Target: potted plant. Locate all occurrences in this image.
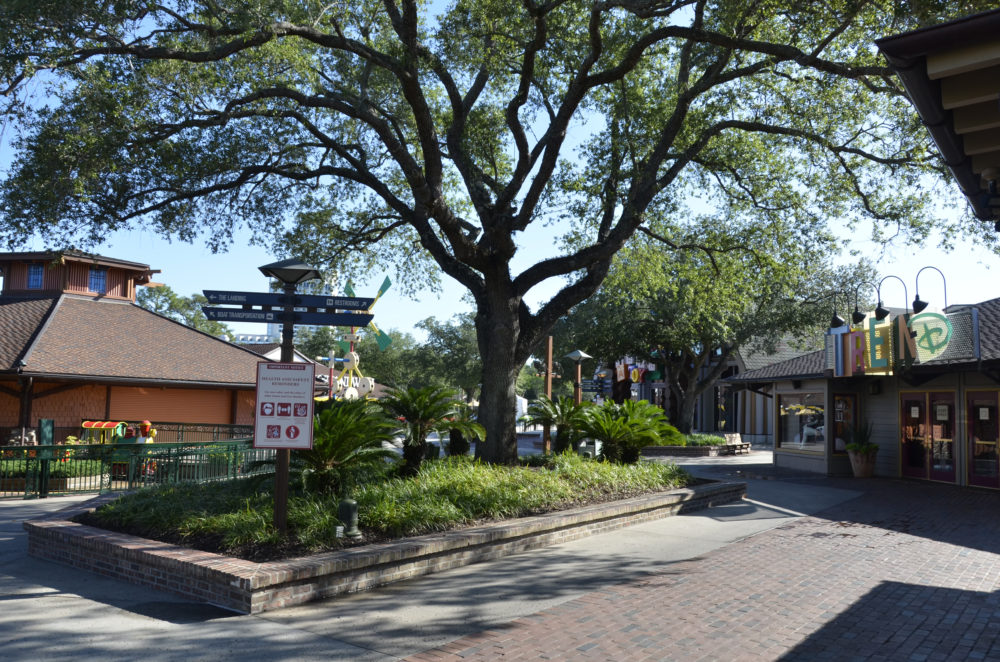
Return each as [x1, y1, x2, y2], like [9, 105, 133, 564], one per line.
[845, 421, 878, 478]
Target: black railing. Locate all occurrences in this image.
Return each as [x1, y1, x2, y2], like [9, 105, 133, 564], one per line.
[0, 440, 271, 499]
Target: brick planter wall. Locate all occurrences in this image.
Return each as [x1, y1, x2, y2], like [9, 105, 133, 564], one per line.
[643, 445, 725, 457]
[25, 481, 745, 614]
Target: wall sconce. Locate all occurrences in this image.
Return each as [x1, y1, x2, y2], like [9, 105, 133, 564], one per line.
[912, 266, 948, 314]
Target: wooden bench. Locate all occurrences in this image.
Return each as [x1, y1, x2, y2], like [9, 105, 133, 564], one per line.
[722, 433, 752, 455]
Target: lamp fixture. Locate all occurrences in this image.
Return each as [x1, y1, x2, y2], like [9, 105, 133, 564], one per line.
[258, 258, 321, 286]
[851, 281, 877, 326]
[912, 266, 947, 314]
[829, 294, 846, 329]
[874, 275, 909, 321]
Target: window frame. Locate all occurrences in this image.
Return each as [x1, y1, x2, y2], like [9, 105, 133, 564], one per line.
[88, 266, 107, 294]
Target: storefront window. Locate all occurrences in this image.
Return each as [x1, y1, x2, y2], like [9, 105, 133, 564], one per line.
[968, 392, 999, 487]
[832, 394, 857, 454]
[778, 393, 825, 453]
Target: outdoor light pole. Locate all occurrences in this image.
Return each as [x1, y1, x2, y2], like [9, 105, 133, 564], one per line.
[543, 336, 553, 454]
[258, 259, 321, 535]
[565, 349, 592, 405]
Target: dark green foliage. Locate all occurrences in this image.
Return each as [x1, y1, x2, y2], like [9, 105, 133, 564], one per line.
[295, 398, 399, 497]
[381, 386, 484, 475]
[81, 454, 690, 559]
[524, 395, 589, 453]
[2, 0, 990, 464]
[581, 399, 681, 463]
[683, 434, 717, 447]
[137, 285, 233, 340]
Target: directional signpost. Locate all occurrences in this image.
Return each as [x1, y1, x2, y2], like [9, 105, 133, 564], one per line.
[203, 307, 372, 327]
[203, 260, 385, 536]
[203, 290, 374, 310]
[202, 290, 374, 327]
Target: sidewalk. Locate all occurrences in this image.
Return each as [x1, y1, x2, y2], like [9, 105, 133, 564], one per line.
[4, 452, 1000, 660]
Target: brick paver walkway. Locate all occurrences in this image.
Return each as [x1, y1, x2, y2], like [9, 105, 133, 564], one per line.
[406, 479, 1000, 661]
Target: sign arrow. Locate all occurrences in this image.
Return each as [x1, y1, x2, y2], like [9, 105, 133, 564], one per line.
[203, 290, 374, 310]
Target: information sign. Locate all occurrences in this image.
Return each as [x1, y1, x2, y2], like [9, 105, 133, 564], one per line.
[204, 289, 374, 310]
[254, 362, 315, 450]
[203, 290, 284, 307]
[203, 308, 277, 323]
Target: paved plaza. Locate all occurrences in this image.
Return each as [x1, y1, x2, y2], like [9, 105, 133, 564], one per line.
[4, 453, 1000, 660]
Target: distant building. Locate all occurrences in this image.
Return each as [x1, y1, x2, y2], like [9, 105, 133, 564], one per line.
[0, 251, 266, 441]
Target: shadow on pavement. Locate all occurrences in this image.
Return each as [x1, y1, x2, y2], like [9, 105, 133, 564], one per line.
[781, 581, 1000, 661]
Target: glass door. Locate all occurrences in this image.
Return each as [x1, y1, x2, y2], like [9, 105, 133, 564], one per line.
[928, 392, 956, 483]
[968, 392, 1000, 489]
[900, 392, 957, 483]
[900, 394, 927, 479]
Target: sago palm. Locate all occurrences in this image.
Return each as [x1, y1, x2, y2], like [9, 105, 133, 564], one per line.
[295, 398, 398, 496]
[382, 386, 483, 475]
[525, 395, 589, 453]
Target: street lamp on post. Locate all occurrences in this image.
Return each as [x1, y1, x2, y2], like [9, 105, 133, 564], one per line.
[564, 349, 592, 405]
[544, 336, 553, 454]
[258, 259, 321, 535]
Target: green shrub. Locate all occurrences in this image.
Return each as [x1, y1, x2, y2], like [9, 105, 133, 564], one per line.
[296, 398, 399, 497]
[581, 399, 683, 461]
[81, 453, 690, 559]
[524, 395, 589, 453]
[686, 433, 726, 447]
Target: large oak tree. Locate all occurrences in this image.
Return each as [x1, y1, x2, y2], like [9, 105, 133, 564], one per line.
[1, 1, 994, 462]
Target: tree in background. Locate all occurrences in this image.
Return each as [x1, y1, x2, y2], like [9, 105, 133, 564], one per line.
[417, 314, 481, 402]
[297, 326, 341, 363]
[298, 326, 423, 390]
[136, 285, 232, 340]
[3, 1, 993, 462]
[563, 217, 874, 433]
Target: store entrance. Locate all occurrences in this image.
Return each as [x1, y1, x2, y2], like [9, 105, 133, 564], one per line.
[900, 392, 956, 483]
[968, 391, 1000, 489]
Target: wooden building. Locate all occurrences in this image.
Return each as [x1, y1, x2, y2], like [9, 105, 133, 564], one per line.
[0, 251, 265, 440]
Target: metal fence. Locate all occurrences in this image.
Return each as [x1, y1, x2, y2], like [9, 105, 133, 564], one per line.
[0, 440, 274, 499]
[1, 422, 254, 446]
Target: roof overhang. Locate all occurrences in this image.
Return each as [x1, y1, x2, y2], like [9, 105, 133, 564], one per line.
[0, 372, 256, 390]
[0, 250, 161, 284]
[877, 9, 1000, 224]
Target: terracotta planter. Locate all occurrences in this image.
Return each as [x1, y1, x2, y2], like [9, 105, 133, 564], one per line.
[847, 449, 877, 478]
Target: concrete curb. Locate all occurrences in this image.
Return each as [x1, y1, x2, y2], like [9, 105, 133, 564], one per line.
[24, 480, 746, 614]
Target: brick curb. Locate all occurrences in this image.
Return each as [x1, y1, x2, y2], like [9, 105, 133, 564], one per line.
[23, 480, 745, 614]
[643, 445, 726, 457]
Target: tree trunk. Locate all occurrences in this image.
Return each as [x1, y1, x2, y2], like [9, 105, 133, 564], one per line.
[474, 289, 524, 465]
[676, 391, 697, 434]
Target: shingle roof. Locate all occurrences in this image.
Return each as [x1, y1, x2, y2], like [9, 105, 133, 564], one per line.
[975, 297, 1000, 362]
[14, 295, 264, 385]
[730, 296, 1000, 382]
[729, 349, 826, 382]
[0, 296, 59, 370]
[235, 342, 281, 356]
[739, 336, 822, 371]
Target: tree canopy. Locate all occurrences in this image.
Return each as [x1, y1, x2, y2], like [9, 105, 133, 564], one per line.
[136, 284, 233, 339]
[560, 214, 874, 431]
[1, 0, 993, 462]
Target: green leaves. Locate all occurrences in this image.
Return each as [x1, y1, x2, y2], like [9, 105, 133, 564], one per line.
[298, 398, 398, 496]
[136, 284, 233, 339]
